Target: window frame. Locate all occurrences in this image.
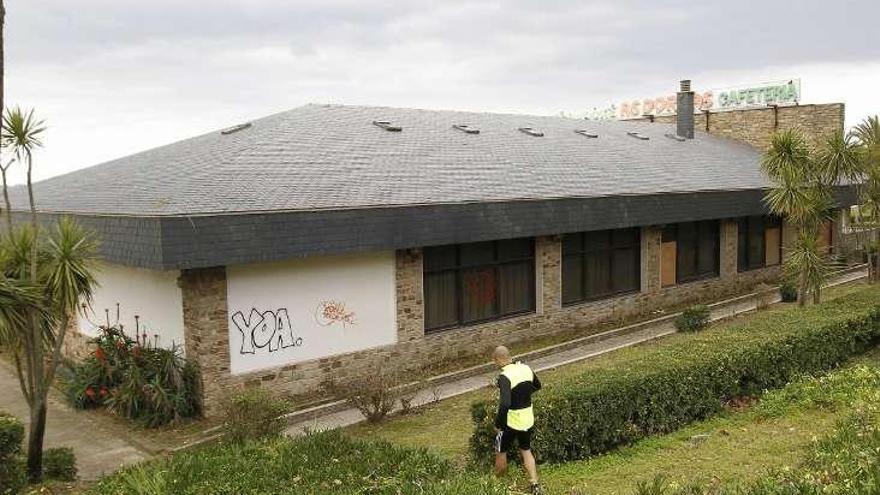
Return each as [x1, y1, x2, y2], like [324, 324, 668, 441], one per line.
[423, 239, 536, 333]
[561, 228, 642, 306]
[663, 221, 720, 284]
[737, 215, 782, 272]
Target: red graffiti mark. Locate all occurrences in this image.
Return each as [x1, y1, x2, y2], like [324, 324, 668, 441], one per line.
[464, 269, 496, 306]
[315, 300, 357, 328]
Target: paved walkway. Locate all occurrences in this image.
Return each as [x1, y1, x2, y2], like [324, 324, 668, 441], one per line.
[285, 267, 867, 436]
[0, 361, 150, 480]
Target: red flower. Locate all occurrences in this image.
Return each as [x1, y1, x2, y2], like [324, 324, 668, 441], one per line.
[99, 387, 108, 397]
[84, 387, 96, 399]
[94, 348, 106, 361]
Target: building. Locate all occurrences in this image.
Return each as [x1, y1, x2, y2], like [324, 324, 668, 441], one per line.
[10, 82, 854, 411]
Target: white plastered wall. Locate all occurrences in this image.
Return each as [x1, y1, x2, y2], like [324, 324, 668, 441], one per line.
[77, 262, 185, 351]
[226, 251, 397, 375]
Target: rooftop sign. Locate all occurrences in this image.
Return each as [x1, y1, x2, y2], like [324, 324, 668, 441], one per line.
[583, 79, 801, 120]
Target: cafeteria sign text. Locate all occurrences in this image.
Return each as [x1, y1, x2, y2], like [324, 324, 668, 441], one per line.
[585, 79, 801, 120]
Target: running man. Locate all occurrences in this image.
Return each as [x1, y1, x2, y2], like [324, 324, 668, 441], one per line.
[492, 345, 542, 494]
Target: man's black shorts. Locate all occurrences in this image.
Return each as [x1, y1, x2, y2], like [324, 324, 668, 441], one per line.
[495, 427, 532, 452]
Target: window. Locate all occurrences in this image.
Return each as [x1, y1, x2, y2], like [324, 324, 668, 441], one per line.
[663, 221, 719, 283]
[562, 228, 641, 305]
[423, 238, 535, 332]
[738, 216, 782, 272]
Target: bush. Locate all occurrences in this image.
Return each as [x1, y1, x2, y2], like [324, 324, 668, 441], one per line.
[43, 447, 77, 482]
[0, 412, 26, 495]
[220, 388, 291, 444]
[63, 325, 202, 427]
[89, 430, 507, 495]
[469, 286, 880, 464]
[779, 280, 798, 302]
[325, 362, 415, 423]
[674, 305, 710, 332]
[0, 413, 24, 458]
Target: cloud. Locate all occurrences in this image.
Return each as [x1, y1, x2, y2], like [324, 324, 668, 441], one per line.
[5, 0, 880, 183]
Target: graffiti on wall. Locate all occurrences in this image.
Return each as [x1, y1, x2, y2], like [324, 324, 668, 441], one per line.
[314, 300, 357, 328]
[231, 308, 304, 354]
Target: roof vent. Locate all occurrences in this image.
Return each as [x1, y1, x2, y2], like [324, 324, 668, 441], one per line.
[373, 120, 402, 132]
[452, 124, 480, 134]
[627, 131, 650, 141]
[574, 129, 599, 138]
[220, 122, 252, 135]
[518, 127, 544, 137]
[664, 133, 686, 142]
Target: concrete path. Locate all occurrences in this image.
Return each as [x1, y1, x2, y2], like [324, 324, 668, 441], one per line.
[285, 267, 867, 436]
[0, 361, 150, 480]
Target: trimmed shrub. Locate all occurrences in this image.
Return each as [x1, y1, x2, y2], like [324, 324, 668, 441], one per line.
[674, 305, 710, 332]
[0, 412, 26, 495]
[89, 430, 507, 495]
[43, 447, 77, 482]
[220, 388, 291, 444]
[469, 286, 880, 464]
[779, 280, 798, 302]
[63, 325, 202, 427]
[324, 361, 414, 423]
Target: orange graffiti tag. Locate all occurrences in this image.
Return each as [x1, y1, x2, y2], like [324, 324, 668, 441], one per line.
[314, 300, 357, 328]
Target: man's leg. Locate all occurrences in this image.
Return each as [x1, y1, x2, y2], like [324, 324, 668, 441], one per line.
[520, 449, 539, 485]
[494, 429, 508, 476]
[494, 452, 508, 476]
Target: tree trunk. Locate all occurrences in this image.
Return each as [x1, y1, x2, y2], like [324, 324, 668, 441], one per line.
[26, 400, 47, 483]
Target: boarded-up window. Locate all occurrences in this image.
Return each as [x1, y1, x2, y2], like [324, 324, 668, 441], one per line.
[424, 238, 535, 332]
[561, 228, 640, 305]
[738, 216, 782, 271]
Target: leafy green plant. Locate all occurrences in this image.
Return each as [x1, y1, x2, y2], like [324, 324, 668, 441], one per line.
[220, 388, 291, 444]
[0, 412, 26, 495]
[469, 287, 880, 464]
[89, 430, 507, 495]
[42, 447, 76, 481]
[778, 280, 798, 302]
[674, 305, 710, 332]
[63, 325, 202, 427]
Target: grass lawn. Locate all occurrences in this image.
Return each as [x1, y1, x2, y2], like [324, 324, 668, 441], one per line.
[346, 280, 870, 462]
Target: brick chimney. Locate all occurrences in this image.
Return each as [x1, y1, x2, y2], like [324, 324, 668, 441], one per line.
[676, 79, 695, 139]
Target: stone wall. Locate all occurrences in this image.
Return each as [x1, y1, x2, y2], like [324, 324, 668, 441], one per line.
[183, 222, 781, 414]
[642, 103, 844, 151]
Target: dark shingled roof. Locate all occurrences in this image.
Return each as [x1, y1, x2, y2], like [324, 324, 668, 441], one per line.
[13, 103, 770, 216]
[12, 104, 855, 270]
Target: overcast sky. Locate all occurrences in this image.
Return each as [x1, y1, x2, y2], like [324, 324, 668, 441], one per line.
[7, 0, 880, 184]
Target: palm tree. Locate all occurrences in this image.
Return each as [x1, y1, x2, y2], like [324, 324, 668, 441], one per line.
[0, 219, 97, 481]
[762, 129, 859, 305]
[852, 116, 880, 281]
[0, 107, 96, 481]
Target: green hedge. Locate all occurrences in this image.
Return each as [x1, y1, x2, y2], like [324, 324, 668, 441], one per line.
[470, 286, 880, 464]
[90, 430, 506, 495]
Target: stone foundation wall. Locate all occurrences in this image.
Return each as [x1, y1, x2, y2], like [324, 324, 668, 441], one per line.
[182, 221, 782, 414]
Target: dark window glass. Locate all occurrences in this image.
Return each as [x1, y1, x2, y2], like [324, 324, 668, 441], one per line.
[674, 221, 719, 283]
[424, 272, 457, 329]
[423, 238, 535, 332]
[738, 216, 777, 272]
[561, 255, 584, 305]
[561, 228, 641, 304]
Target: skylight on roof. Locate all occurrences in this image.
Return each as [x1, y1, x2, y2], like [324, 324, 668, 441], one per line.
[220, 123, 252, 135]
[626, 131, 650, 141]
[574, 129, 599, 138]
[518, 127, 544, 137]
[452, 124, 480, 134]
[664, 133, 686, 142]
[373, 120, 403, 132]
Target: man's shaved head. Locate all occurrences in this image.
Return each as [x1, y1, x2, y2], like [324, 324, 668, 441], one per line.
[493, 345, 511, 366]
